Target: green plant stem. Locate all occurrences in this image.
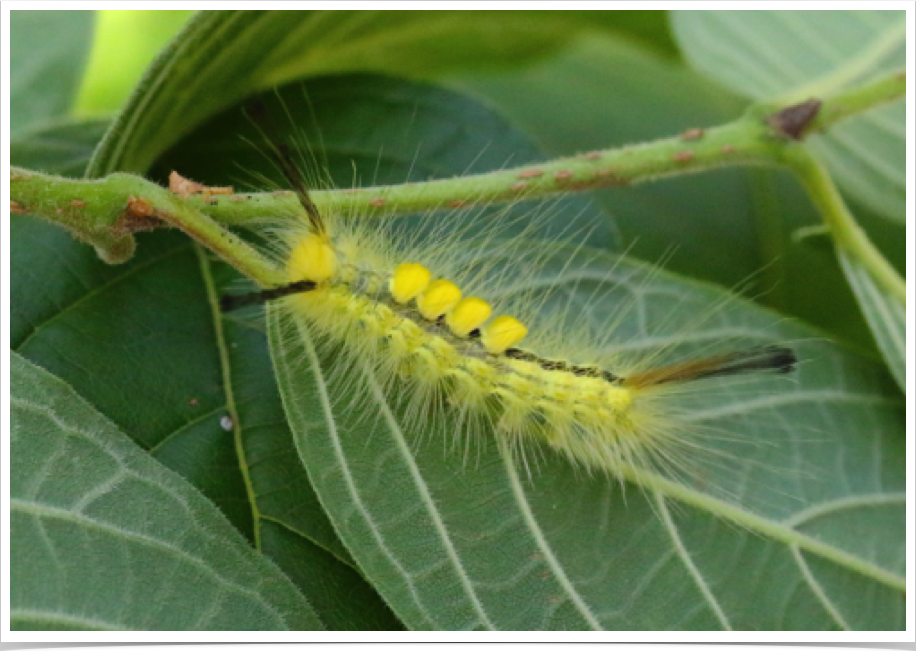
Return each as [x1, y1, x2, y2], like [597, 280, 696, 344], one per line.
[805, 70, 906, 134]
[185, 69, 905, 225]
[10, 70, 904, 291]
[196, 117, 780, 225]
[10, 168, 285, 285]
[782, 149, 906, 304]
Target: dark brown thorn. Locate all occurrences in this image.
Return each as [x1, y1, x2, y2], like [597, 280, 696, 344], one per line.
[770, 99, 822, 140]
[220, 280, 317, 312]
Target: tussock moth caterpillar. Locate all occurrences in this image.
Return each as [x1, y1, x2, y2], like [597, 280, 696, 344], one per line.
[220, 137, 797, 485]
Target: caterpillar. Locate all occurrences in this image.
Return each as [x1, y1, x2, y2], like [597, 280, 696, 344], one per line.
[220, 143, 797, 482]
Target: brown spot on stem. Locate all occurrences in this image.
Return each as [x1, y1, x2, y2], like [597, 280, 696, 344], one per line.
[116, 197, 164, 234]
[10, 201, 27, 214]
[554, 170, 574, 182]
[369, 197, 386, 208]
[449, 200, 467, 208]
[672, 150, 695, 163]
[517, 169, 544, 179]
[770, 98, 822, 140]
[721, 145, 736, 154]
[681, 128, 704, 141]
[594, 169, 628, 186]
[70, 200, 86, 209]
[128, 196, 155, 218]
[55, 208, 63, 215]
[582, 151, 602, 160]
[510, 181, 529, 192]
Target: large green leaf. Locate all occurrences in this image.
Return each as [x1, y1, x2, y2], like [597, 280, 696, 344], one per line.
[74, 10, 196, 116]
[671, 10, 905, 223]
[270, 243, 904, 630]
[10, 10, 95, 136]
[10, 119, 111, 177]
[671, 11, 906, 391]
[13, 74, 610, 630]
[75, 10, 678, 118]
[86, 10, 676, 176]
[11, 198, 397, 632]
[451, 35, 889, 353]
[10, 352, 321, 631]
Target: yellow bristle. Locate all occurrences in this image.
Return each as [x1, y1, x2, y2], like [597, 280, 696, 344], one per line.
[446, 297, 492, 338]
[481, 315, 528, 354]
[390, 263, 432, 304]
[417, 279, 462, 321]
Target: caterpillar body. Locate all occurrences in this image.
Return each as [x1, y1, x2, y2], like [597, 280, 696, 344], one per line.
[222, 156, 797, 481]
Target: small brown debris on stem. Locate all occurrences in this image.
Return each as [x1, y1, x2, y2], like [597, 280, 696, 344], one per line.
[681, 128, 704, 141]
[10, 200, 27, 214]
[770, 98, 822, 140]
[169, 171, 233, 202]
[517, 169, 544, 179]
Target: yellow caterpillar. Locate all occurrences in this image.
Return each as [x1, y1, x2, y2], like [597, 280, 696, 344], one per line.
[222, 168, 796, 480]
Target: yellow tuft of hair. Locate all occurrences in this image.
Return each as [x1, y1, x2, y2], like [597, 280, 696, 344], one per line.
[390, 263, 432, 304]
[286, 233, 338, 283]
[481, 315, 528, 354]
[417, 279, 462, 321]
[446, 297, 492, 338]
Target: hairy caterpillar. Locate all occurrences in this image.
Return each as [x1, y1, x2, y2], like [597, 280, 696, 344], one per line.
[220, 143, 796, 483]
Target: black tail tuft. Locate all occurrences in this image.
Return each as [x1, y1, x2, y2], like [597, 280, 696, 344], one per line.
[710, 345, 797, 378]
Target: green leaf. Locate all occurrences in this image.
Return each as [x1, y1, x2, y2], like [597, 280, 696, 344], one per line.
[14, 75, 604, 630]
[11, 119, 111, 177]
[10, 352, 322, 631]
[86, 10, 672, 176]
[270, 244, 904, 630]
[74, 10, 197, 116]
[837, 253, 905, 391]
[451, 35, 882, 354]
[74, 10, 678, 118]
[10, 10, 96, 136]
[671, 10, 905, 223]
